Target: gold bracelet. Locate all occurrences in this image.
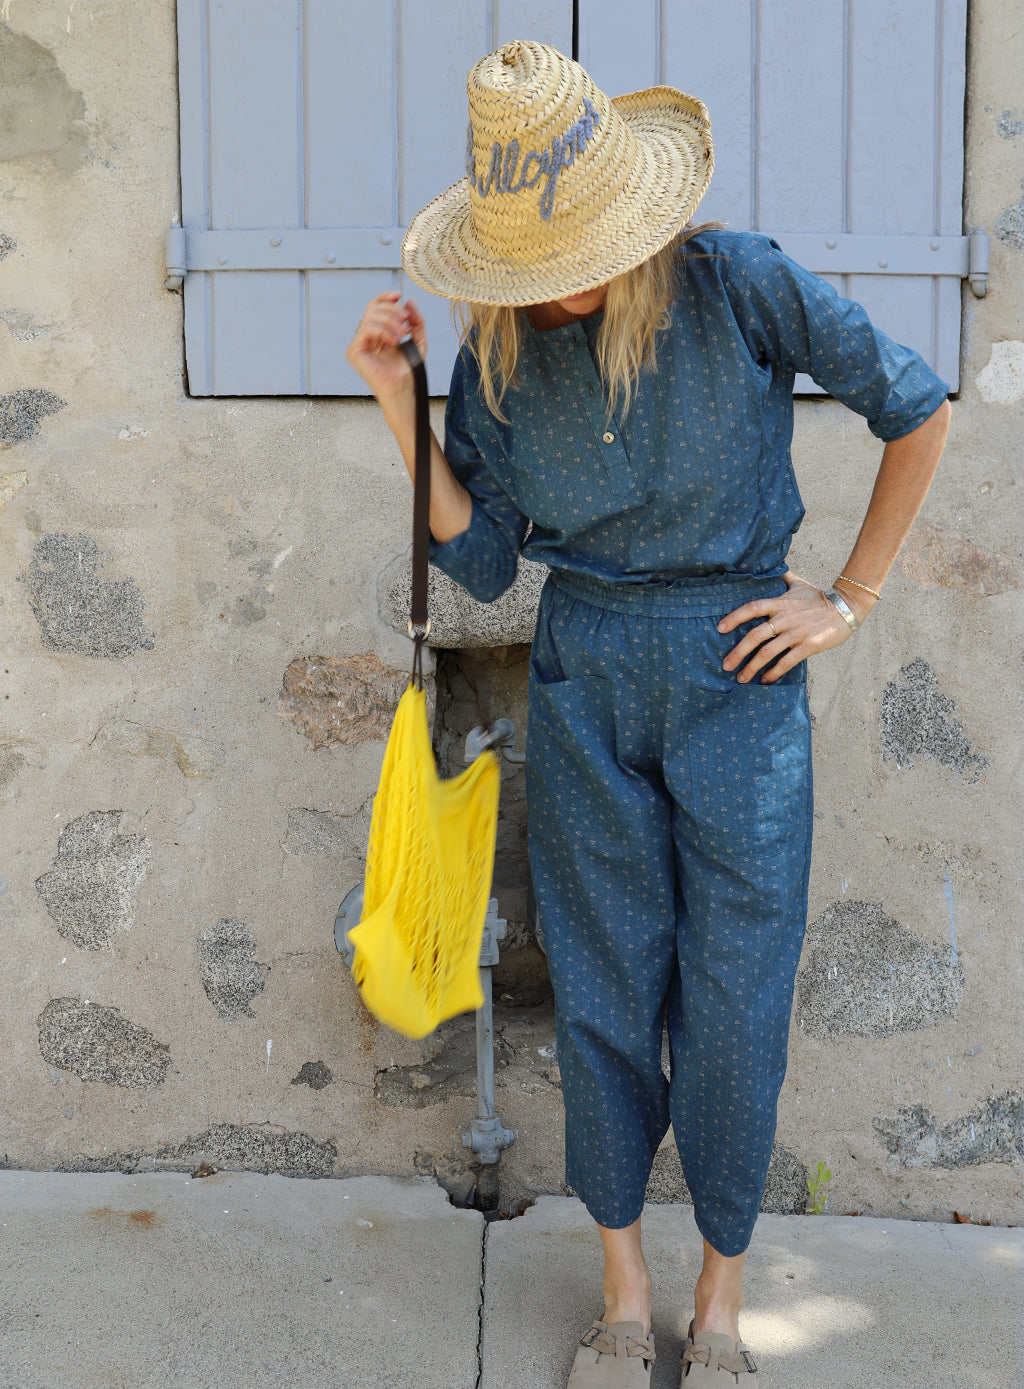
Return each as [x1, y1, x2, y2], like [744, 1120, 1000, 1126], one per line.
[837, 574, 882, 601]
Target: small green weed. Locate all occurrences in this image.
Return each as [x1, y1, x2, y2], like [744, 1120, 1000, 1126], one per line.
[806, 1160, 832, 1214]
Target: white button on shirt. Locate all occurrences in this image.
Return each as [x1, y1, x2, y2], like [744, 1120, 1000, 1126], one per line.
[602, 431, 615, 443]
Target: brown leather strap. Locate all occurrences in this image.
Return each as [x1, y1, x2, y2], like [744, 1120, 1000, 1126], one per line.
[580, 1322, 656, 1362]
[682, 1343, 758, 1375]
[400, 338, 430, 686]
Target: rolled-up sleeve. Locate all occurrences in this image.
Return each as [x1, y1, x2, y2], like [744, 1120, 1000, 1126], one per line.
[428, 347, 530, 603]
[730, 235, 950, 441]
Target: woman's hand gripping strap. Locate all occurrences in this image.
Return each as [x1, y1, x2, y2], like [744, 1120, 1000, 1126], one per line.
[400, 339, 431, 687]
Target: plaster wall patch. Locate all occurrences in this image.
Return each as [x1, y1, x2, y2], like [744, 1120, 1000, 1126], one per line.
[93, 718, 224, 778]
[282, 805, 370, 856]
[975, 340, 1024, 404]
[898, 523, 1019, 594]
[0, 469, 27, 509]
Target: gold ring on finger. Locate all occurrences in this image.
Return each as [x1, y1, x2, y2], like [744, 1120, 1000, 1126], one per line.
[767, 620, 777, 638]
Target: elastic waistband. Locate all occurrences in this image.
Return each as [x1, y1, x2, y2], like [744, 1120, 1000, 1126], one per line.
[547, 568, 787, 618]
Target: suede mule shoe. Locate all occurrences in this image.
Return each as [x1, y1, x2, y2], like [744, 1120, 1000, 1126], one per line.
[680, 1321, 758, 1384]
[567, 1319, 656, 1388]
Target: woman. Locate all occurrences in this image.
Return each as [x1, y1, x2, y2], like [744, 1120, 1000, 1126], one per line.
[347, 41, 950, 1388]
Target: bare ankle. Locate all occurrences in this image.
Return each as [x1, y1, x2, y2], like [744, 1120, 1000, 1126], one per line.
[602, 1263, 652, 1335]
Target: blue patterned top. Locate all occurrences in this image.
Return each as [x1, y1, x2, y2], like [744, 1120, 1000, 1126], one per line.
[429, 229, 949, 603]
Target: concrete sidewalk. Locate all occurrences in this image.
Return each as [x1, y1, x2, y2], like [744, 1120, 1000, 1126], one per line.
[0, 1172, 1019, 1389]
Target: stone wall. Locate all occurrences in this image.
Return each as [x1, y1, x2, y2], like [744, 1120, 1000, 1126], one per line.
[0, 2, 1020, 1227]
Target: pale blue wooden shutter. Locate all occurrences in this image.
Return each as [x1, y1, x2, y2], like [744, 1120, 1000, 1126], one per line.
[176, 0, 571, 396]
[579, 0, 971, 390]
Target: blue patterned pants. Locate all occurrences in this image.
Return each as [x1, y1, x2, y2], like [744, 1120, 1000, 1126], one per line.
[526, 571, 814, 1257]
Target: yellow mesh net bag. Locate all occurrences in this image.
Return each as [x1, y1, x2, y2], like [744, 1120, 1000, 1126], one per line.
[349, 682, 501, 1038]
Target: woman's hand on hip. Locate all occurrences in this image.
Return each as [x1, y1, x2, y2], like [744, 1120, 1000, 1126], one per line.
[345, 292, 427, 405]
[717, 571, 864, 684]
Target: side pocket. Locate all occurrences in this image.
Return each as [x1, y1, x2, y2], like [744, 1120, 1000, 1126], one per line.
[688, 680, 812, 870]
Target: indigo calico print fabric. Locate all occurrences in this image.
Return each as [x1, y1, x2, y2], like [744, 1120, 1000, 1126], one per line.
[429, 230, 948, 1254]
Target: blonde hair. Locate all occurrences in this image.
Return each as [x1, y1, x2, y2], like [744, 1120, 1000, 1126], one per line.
[456, 223, 723, 423]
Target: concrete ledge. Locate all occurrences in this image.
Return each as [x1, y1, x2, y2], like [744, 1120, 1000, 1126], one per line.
[0, 1171, 483, 1389]
[481, 1198, 1023, 1389]
[378, 550, 546, 648]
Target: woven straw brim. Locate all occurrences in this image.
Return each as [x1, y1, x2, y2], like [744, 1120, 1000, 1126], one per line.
[401, 87, 714, 306]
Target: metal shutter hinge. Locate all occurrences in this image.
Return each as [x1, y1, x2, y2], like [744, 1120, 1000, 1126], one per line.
[968, 230, 989, 298]
[164, 218, 186, 292]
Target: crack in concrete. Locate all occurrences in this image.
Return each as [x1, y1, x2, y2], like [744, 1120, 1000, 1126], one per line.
[474, 1220, 488, 1389]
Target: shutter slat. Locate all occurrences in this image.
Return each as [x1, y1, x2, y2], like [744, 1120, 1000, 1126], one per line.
[662, 0, 754, 230]
[578, 0, 660, 92]
[757, 1, 845, 232]
[579, 0, 964, 395]
[207, 0, 302, 228]
[305, 0, 395, 229]
[495, 0, 572, 49]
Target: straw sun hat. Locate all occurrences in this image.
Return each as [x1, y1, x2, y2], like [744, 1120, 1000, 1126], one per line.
[401, 40, 714, 307]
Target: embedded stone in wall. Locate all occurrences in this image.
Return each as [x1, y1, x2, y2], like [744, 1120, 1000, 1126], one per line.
[282, 805, 369, 856]
[20, 532, 156, 656]
[196, 918, 266, 1019]
[0, 389, 65, 447]
[881, 658, 988, 782]
[277, 653, 408, 749]
[56, 1151, 144, 1175]
[374, 1013, 513, 1110]
[646, 1140, 807, 1214]
[35, 809, 152, 951]
[0, 308, 52, 342]
[378, 551, 547, 648]
[0, 232, 16, 260]
[795, 900, 964, 1040]
[995, 107, 1024, 138]
[291, 1060, 334, 1090]
[38, 998, 171, 1088]
[0, 744, 27, 793]
[92, 719, 225, 778]
[164, 1123, 337, 1177]
[0, 469, 28, 509]
[994, 180, 1024, 248]
[899, 523, 1020, 594]
[873, 1092, 1024, 1168]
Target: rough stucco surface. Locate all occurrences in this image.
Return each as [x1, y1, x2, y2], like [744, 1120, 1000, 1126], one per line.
[874, 1092, 1024, 1169]
[196, 918, 267, 1020]
[35, 809, 152, 950]
[795, 900, 965, 1040]
[20, 531, 156, 655]
[880, 658, 989, 781]
[0, 388, 65, 445]
[0, 1, 1020, 1234]
[38, 998, 171, 1088]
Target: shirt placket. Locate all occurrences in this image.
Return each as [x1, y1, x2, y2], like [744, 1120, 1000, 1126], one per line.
[564, 325, 634, 499]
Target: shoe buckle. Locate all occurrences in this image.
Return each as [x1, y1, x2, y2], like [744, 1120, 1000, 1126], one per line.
[580, 1326, 602, 1349]
[741, 1350, 758, 1373]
